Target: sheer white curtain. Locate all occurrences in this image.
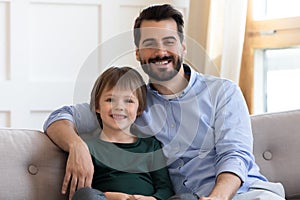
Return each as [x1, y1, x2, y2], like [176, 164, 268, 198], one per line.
[187, 0, 248, 83]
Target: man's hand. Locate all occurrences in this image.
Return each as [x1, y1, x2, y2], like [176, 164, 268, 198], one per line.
[63, 139, 94, 200]
[45, 120, 94, 200]
[199, 172, 241, 200]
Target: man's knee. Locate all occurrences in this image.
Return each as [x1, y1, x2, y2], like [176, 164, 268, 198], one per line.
[233, 181, 286, 200]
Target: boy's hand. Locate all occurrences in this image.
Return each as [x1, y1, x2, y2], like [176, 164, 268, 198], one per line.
[132, 195, 157, 200]
[104, 192, 135, 200]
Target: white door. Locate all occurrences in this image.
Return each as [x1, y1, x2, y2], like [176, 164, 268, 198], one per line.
[0, 0, 189, 131]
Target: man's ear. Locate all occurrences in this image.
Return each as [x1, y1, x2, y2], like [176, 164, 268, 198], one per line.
[182, 40, 187, 55]
[135, 48, 140, 61]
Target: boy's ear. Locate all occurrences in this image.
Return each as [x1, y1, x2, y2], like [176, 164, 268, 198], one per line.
[136, 110, 143, 116]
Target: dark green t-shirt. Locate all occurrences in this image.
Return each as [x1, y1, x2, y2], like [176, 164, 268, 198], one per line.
[85, 136, 174, 200]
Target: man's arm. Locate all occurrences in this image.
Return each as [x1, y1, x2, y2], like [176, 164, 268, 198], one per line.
[43, 103, 99, 134]
[44, 103, 99, 200]
[201, 82, 251, 200]
[200, 172, 241, 200]
[46, 120, 94, 200]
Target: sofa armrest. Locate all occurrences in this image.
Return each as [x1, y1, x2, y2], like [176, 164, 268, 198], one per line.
[0, 129, 68, 200]
[251, 109, 300, 199]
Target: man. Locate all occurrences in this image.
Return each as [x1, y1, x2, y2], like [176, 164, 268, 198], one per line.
[44, 4, 285, 200]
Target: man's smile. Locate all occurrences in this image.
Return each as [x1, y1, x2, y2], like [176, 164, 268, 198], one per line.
[148, 56, 174, 65]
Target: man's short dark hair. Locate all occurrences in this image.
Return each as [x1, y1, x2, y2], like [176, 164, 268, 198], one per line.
[133, 4, 184, 47]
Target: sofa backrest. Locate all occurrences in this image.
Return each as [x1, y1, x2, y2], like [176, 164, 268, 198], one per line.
[0, 129, 68, 200]
[251, 109, 300, 199]
[1, 109, 300, 200]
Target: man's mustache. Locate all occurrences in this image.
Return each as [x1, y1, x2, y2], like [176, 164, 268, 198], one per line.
[148, 56, 174, 63]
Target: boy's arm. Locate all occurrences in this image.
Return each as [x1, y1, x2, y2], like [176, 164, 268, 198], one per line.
[150, 163, 174, 200]
[149, 140, 174, 200]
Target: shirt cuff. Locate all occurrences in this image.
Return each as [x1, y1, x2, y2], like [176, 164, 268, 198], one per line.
[216, 159, 248, 183]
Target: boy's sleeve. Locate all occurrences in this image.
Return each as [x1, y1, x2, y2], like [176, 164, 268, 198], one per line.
[151, 139, 174, 200]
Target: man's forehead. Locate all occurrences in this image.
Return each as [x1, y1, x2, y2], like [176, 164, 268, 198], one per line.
[139, 19, 177, 35]
[139, 27, 178, 40]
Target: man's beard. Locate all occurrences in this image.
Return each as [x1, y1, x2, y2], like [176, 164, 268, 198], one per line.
[140, 55, 183, 81]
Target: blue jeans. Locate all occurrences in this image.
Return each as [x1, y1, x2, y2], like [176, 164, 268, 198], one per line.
[167, 193, 198, 200]
[72, 187, 106, 200]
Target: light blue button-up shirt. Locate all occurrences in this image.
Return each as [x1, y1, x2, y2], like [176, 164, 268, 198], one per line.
[44, 64, 267, 197]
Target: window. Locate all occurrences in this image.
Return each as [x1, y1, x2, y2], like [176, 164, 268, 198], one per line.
[254, 48, 300, 113]
[240, 0, 300, 114]
[253, 0, 300, 20]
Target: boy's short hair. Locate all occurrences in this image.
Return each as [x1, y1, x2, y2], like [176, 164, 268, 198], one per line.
[90, 66, 147, 116]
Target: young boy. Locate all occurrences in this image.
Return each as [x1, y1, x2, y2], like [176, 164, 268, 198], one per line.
[72, 67, 174, 200]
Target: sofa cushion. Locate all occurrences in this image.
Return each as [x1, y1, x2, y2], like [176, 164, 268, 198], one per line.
[0, 129, 68, 200]
[251, 109, 300, 200]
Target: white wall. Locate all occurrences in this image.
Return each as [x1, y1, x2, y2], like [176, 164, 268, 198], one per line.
[0, 0, 189, 131]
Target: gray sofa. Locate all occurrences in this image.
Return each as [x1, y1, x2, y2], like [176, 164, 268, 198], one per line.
[1, 109, 300, 200]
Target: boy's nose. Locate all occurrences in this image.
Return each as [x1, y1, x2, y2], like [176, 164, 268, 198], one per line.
[113, 101, 124, 110]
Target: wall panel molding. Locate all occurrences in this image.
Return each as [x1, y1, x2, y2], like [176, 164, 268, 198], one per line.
[30, 0, 101, 6]
[1, 0, 190, 130]
[0, 1, 10, 81]
[0, 111, 10, 127]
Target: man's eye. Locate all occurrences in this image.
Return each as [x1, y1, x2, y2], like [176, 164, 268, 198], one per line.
[143, 42, 156, 48]
[164, 40, 176, 46]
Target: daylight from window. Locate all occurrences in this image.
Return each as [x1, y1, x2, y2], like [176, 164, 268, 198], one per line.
[266, 48, 300, 112]
[253, 0, 300, 19]
[252, 0, 300, 113]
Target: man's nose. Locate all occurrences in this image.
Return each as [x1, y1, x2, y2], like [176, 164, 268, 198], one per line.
[154, 43, 167, 56]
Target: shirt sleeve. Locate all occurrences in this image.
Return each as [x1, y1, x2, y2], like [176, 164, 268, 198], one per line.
[214, 81, 255, 183]
[43, 103, 100, 135]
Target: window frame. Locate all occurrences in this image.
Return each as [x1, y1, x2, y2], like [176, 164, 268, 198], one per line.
[239, 0, 300, 114]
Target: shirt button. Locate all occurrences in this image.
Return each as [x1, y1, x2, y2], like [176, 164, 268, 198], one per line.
[183, 180, 187, 186]
[170, 124, 174, 128]
[178, 159, 184, 169]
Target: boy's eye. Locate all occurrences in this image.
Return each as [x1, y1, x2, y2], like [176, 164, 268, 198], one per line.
[105, 98, 113, 102]
[125, 99, 134, 103]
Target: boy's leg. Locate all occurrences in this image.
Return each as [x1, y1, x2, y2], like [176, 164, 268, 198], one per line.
[167, 193, 198, 200]
[233, 180, 286, 200]
[72, 187, 107, 200]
